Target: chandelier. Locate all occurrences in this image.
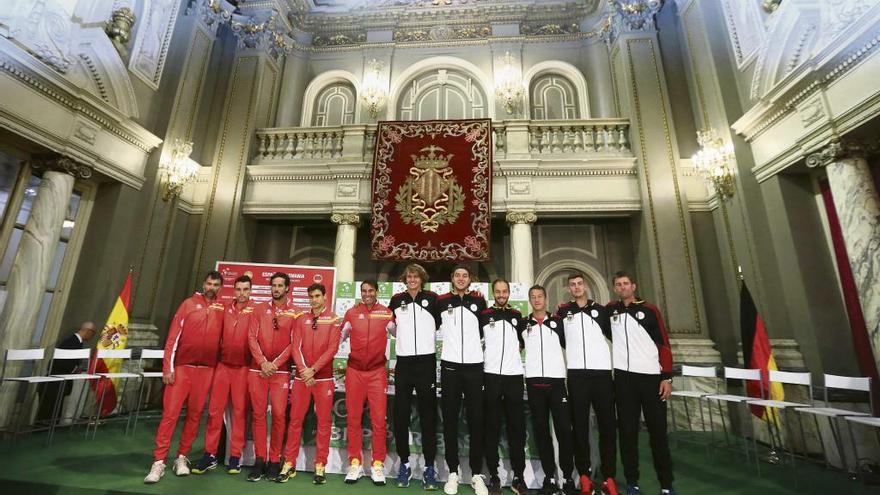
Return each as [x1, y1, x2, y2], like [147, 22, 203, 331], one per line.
[360, 59, 386, 119]
[692, 129, 736, 201]
[495, 52, 523, 115]
[159, 139, 197, 201]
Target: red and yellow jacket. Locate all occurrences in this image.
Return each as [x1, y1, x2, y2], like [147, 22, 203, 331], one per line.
[342, 302, 393, 371]
[292, 308, 342, 381]
[163, 293, 225, 374]
[220, 299, 261, 367]
[249, 299, 301, 371]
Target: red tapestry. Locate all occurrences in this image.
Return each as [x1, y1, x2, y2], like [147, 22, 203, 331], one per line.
[371, 119, 492, 261]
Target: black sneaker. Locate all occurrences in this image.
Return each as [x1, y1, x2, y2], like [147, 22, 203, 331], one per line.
[267, 461, 281, 481]
[191, 454, 218, 474]
[562, 479, 578, 495]
[511, 477, 529, 495]
[227, 456, 241, 475]
[247, 458, 266, 482]
[540, 478, 559, 495]
[488, 475, 502, 495]
[313, 463, 327, 484]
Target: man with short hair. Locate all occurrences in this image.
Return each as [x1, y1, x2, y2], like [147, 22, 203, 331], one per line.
[247, 272, 301, 482]
[556, 273, 616, 495]
[480, 279, 528, 495]
[523, 285, 577, 495]
[278, 283, 342, 485]
[193, 275, 260, 475]
[437, 265, 488, 495]
[144, 271, 225, 484]
[607, 272, 676, 495]
[341, 279, 394, 485]
[388, 263, 441, 490]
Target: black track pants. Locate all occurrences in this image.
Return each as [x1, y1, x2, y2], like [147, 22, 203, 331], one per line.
[441, 362, 484, 474]
[394, 355, 438, 465]
[567, 370, 617, 479]
[526, 378, 574, 482]
[484, 373, 526, 479]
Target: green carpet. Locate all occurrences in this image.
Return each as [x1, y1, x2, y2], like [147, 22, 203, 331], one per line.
[0, 420, 872, 495]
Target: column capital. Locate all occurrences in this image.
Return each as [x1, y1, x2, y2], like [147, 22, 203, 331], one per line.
[28, 154, 93, 179]
[505, 211, 537, 225]
[187, 0, 234, 35]
[806, 139, 879, 168]
[600, 0, 663, 47]
[331, 212, 361, 227]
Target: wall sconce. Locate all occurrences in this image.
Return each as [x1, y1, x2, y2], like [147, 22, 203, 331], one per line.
[495, 51, 524, 115]
[692, 129, 736, 201]
[159, 139, 197, 201]
[360, 59, 386, 119]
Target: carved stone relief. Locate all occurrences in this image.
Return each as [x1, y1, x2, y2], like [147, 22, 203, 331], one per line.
[129, 0, 181, 89]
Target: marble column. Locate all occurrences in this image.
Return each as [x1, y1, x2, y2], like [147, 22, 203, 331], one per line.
[506, 211, 536, 287]
[807, 140, 880, 373]
[331, 213, 360, 282]
[0, 156, 91, 427]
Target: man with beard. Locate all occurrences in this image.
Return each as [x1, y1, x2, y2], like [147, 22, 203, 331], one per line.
[607, 272, 676, 495]
[247, 272, 301, 482]
[192, 275, 261, 475]
[341, 280, 394, 485]
[144, 271, 225, 484]
[479, 279, 528, 495]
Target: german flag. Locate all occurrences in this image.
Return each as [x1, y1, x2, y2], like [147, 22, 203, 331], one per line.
[740, 281, 784, 422]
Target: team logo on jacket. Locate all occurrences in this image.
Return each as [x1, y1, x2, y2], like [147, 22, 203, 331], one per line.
[636, 311, 645, 320]
[511, 318, 518, 326]
[489, 318, 495, 327]
[590, 309, 599, 318]
[421, 299, 429, 307]
[447, 304, 454, 314]
[548, 321, 557, 329]
[359, 314, 365, 320]
[470, 304, 478, 312]
[566, 312, 573, 321]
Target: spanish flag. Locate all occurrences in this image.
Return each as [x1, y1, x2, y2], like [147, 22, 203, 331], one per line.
[90, 272, 132, 417]
[740, 281, 784, 422]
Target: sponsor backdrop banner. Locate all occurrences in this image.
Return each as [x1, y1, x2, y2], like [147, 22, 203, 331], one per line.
[215, 261, 337, 309]
[222, 271, 555, 487]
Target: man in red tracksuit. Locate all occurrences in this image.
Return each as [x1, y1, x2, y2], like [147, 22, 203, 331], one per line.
[247, 272, 301, 482]
[144, 271, 225, 484]
[193, 275, 261, 475]
[278, 283, 342, 485]
[341, 280, 393, 485]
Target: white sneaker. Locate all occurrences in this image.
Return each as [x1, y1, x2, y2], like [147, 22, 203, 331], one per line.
[371, 461, 386, 486]
[144, 460, 165, 484]
[173, 455, 191, 476]
[472, 474, 489, 495]
[445, 471, 460, 495]
[345, 461, 364, 484]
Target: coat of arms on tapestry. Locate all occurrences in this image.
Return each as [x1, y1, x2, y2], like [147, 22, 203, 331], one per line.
[370, 119, 492, 261]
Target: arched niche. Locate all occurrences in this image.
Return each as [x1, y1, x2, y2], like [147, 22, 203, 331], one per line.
[388, 56, 494, 119]
[301, 70, 362, 126]
[523, 60, 590, 119]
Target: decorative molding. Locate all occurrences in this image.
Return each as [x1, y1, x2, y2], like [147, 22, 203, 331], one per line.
[805, 139, 879, 168]
[330, 212, 361, 226]
[507, 179, 531, 196]
[392, 24, 490, 42]
[336, 181, 359, 198]
[105, 7, 136, 46]
[0, 0, 74, 73]
[519, 22, 580, 36]
[313, 32, 366, 46]
[73, 123, 98, 145]
[505, 211, 537, 225]
[603, 0, 662, 47]
[130, 0, 181, 90]
[29, 154, 93, 179]
[719, 0, 764, 69]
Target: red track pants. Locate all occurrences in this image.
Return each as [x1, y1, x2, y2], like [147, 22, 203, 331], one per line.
[345, 366, 387, 464]
[203, 362, 249, 457]
[283, 378, 335, 465]
[248, 370, 290, 462]
[153, 365, 214, 461]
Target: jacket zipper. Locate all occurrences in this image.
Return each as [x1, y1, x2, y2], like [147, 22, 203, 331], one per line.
[539, 322, 545, 377]
[581, 310, 587, 369]
[499, 312, 506, 374]
[624, 312, 630, 371]
[460, 296, 464, 363]
[412, 300, 417, 355]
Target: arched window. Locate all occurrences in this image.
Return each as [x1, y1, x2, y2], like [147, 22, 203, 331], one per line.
[312, 82, 356, 126]
[529, 74, 579, 120]
[397, 69, 487, 121]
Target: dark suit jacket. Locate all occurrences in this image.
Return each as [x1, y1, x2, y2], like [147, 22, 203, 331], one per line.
[50, 333, 85, 375]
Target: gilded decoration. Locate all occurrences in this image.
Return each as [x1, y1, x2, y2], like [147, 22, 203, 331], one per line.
[520, 23, 580, 36]
[394, 146, 465, 233]
[392, 25, 490, 42]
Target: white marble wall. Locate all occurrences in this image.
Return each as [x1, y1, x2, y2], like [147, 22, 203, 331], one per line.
[332, 213, 359, 283]
[825, 156, 880, 375]
[507, 212, 536, 287]
[0, 170, 74, 428]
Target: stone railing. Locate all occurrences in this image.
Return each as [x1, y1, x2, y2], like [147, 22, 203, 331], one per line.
[252, 119, 631, 163]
